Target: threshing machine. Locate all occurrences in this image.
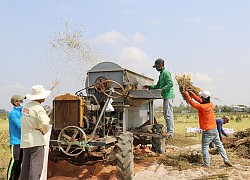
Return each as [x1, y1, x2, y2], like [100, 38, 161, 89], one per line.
[49, 62, 166, 179]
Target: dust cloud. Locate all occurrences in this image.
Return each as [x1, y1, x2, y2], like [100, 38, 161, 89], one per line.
[45, 21, 101, 98]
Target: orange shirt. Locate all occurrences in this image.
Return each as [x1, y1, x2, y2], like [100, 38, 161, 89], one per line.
[185, 92, 216, 131]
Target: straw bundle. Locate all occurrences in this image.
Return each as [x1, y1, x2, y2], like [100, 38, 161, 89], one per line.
[175, 73, 202, 103]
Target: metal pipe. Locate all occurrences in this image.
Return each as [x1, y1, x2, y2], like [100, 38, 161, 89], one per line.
[149, 101, 154, 124]
[87, 94, 100, 109]
[90, 96, 111, 140]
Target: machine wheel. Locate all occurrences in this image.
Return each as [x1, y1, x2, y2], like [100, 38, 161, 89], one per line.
[58, 126, 87, 156]
[152, 136, 166, 154]
[94, 76, 108, 92]
[100, 80, 125, 99]
[115, 132, 134, 180]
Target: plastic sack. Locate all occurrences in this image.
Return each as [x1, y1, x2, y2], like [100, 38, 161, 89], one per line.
[106, 98, 115, 112]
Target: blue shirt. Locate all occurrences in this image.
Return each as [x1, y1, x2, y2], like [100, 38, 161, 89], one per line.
[216, 118, 227, 141]
[8, 106, 22, 145]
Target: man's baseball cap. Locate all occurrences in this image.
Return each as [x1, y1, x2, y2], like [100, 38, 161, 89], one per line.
[199, 91, 211, 98]
[11, 95, 26, 104]
[152, 58, 164, 68]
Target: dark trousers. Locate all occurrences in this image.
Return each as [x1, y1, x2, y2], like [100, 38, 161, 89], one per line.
[20, 146, 44, 180]
[7, 144, 23, 180]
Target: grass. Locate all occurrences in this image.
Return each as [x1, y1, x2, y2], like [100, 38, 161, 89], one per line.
[0, 116, 10, 179]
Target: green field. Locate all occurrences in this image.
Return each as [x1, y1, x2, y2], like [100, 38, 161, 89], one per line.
[0, 112, 249, 179]
[154, 112, 250, 146]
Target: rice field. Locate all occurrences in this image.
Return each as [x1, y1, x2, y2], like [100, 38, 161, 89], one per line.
[155, 112, 250, 146]
[0, 115, 10, 179]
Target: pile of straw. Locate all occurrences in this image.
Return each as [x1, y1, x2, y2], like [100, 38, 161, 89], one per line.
[175, 73, 202, 103]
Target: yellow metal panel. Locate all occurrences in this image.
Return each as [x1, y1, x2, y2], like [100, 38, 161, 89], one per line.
[54, 93, 80, 100]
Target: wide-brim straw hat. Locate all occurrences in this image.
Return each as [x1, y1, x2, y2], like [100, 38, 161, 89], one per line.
[26, 85, 51, 100]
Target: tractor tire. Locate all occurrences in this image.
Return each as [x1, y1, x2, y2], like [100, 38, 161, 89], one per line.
[115, 132, 134, 180]
[152, 136, 166, 154]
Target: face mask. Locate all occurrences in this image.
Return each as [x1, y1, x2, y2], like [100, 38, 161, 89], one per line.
[156, 66, 162, 71]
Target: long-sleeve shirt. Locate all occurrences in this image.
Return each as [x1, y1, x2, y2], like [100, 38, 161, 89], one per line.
[216, 118, 228, 141]
[8, 106, 22, 145]
[21, 101, 50, 148]
[185, 92, 217, 131]
[149, 67, 174, 99]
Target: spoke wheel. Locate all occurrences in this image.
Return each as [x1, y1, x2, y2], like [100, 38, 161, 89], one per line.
[100, 80, 125, 99]
[94, 76, 108, 92]
[58, 126, 87, 156]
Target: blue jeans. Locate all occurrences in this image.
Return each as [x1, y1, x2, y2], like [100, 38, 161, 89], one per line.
[202, 128, 230, 166]
[163, 98, 174, 135]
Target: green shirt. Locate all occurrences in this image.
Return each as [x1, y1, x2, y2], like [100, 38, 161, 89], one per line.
[149, 67, 174, 99]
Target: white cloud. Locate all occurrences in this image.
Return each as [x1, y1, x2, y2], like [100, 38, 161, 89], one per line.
[189, 72, 214, 91]
[174, 72, 221, 103]
[118, 46, 149, 61]
[117, 47, 152, 73]
[192, 72, 213, 84]
[94, 30, 127, 45]
[131, 32, 147, 44]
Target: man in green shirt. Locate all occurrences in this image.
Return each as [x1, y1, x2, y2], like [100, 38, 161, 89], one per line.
[143, 58, 174, 137]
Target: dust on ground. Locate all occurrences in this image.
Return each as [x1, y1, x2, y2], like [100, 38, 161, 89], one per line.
[47, 129, 250, 180]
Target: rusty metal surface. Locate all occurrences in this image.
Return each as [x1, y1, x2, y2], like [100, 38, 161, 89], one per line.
[85, 62, 157, 104]
[54, 93, 81, 100]
[53, 100, 80, 130]
[86, 62, 154, 88]
[124, 70, 154, 90]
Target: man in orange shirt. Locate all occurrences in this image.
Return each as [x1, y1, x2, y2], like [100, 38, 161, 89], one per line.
[184, 90, 232, 167]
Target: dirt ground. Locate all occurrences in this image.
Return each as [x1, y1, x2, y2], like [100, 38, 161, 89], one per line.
[134, 144, 250, 180]
[47, 139, 250, 180]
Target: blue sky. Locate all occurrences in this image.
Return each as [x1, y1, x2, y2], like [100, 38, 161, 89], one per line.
[1, 0, 250, 111]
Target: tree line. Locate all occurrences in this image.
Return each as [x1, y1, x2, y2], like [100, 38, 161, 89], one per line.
[154, 102, 249, 113]
[0, 109, 8, 114]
